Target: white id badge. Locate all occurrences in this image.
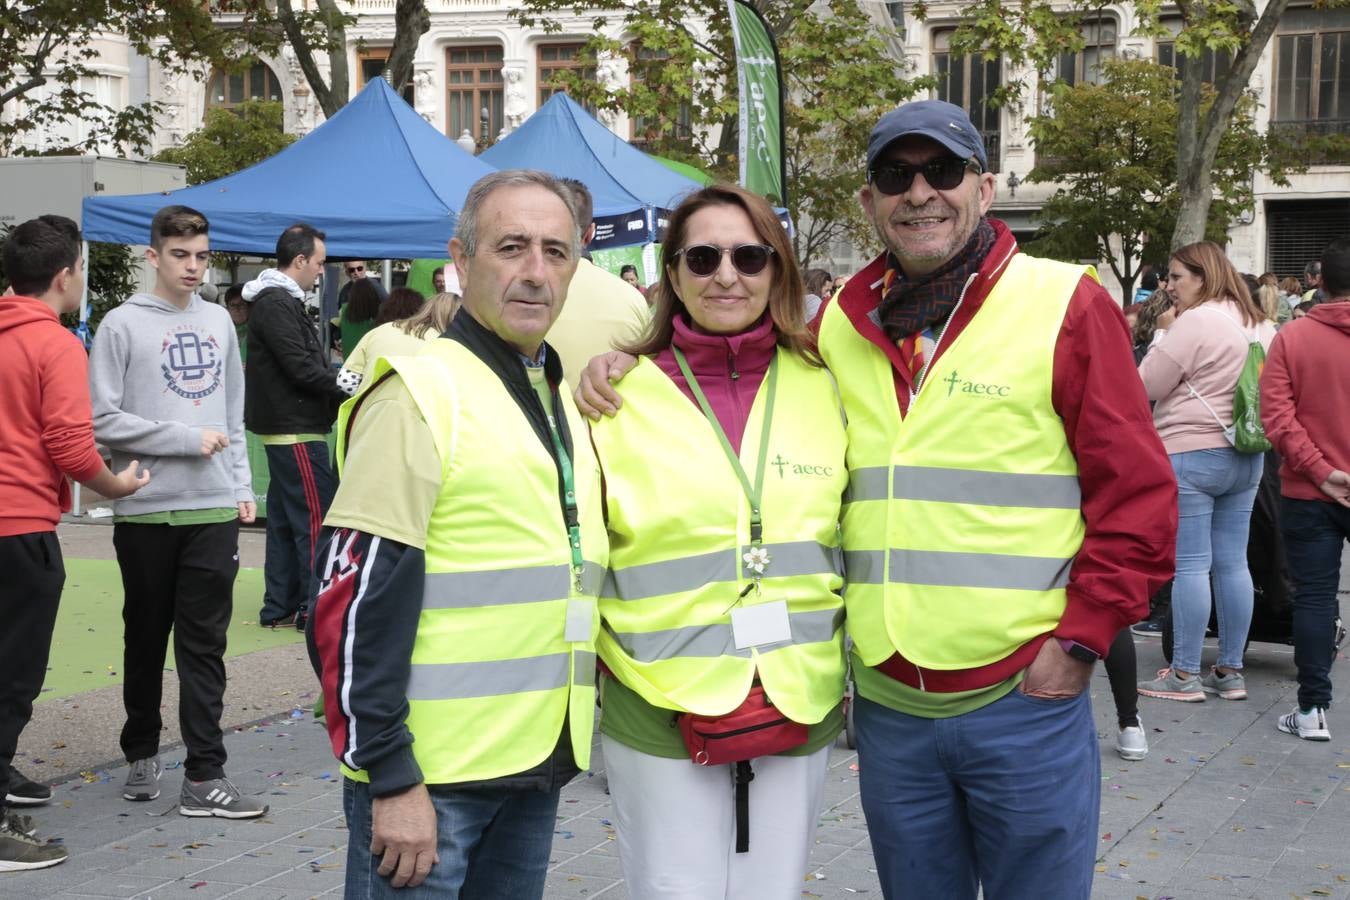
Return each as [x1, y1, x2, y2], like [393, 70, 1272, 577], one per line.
[731, 600, 792, 650]
[564, 598, 594, 643]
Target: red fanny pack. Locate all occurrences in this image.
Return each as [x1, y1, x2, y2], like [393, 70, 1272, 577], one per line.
[677, 685, 808, 766]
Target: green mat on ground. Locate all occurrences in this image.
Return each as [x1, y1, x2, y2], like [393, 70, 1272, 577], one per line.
[40, 559, 305, 703]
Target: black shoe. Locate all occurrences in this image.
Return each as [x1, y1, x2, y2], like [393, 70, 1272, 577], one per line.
[5, 766, 51, 806]
[294, 609, 308, 632]
[1131, 619, 1165, 637]
[260, 613, 296, 629]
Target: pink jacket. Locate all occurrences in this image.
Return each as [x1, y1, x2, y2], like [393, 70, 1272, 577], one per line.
[1139, 298, 1276, 454]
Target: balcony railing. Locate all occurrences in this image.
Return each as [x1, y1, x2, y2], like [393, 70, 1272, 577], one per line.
[1271, 118, 1350, 165]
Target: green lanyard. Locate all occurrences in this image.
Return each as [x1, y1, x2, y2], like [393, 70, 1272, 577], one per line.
[545, 412, 585, 593]
[671, 346, 779, 586]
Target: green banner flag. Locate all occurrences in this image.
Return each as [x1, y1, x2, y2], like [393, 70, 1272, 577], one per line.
[727, 0, 785, 205]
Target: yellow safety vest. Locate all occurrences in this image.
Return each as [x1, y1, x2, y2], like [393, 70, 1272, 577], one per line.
[335, 340, 608, 784]
[590, 349, 848, 723]
[819, 253, 1090, 671]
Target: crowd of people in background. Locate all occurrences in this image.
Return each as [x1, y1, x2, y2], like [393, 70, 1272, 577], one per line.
[0, 94, 1345, 900]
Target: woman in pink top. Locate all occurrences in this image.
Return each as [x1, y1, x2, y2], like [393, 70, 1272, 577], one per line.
[1136, 242, 1277, 703]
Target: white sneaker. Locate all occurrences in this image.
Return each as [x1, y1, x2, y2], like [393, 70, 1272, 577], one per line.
[1116, 718, 1148, 760]
[1277, 706, 1331, 741]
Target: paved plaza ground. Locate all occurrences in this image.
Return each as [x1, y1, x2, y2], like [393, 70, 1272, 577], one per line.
[4, 521, 1348, 899]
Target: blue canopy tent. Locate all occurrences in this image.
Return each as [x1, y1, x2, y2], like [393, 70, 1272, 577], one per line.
[82, 78, 494, 259]
[479, 92, 702, 249]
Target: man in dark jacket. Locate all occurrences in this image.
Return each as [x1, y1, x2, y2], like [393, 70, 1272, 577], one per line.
[243, 223, 345, 629]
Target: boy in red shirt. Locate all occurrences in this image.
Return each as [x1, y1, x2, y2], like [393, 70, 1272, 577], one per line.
[0, 216, 148, 870]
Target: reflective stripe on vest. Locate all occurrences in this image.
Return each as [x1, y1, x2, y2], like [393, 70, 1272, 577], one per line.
[408, 649, 597, 700]
[426, 561, 606, 609]
[339, 343, 607, 784]
[605, 608, 845, 662]
[601, 540, 840, 601]
[845, 465, 1082, 509]
[820, 253, 1090, 672]
[590, 350, 848, 722]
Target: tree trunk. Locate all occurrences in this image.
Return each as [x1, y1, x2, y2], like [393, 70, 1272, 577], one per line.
[276, 0, 349, 119]
[386, 0, 430, 94]
[1168, 0, 1291, 249]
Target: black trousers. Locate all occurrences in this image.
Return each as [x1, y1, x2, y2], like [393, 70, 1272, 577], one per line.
[114, 520, 239, 781]
[0, 532, 65, 816]
[261, 441, 336, 623]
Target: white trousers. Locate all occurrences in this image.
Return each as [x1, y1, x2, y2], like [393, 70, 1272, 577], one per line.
[601, 735, 831, 900]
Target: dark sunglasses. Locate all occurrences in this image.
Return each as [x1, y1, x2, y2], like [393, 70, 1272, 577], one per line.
[674, 243, 775, 278]
[868, 156, 981, 196]
[346, 265, 365, 275]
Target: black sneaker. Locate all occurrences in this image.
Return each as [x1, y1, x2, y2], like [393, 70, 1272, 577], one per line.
[1130, 619, 1165, 637]
[0, 815, 67, 871]
[260, 613, 296, 629]
[5, 766, 51, 806]
[294, 608, 309, 632]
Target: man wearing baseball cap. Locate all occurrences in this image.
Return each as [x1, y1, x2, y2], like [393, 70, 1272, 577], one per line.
[816, 99, 1176, 898]
[573, 98, 1177, 898]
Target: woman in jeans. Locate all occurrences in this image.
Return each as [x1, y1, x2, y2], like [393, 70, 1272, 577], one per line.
[1137, 241, 1277, 702]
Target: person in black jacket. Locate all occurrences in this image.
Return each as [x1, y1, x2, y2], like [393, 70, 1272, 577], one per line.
[243, 223, 345, 630]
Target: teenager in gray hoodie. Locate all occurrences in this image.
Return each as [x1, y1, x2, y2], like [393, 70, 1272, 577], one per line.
[88, 205, 266, 820]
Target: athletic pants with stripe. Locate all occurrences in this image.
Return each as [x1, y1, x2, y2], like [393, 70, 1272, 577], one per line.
[115, 520, 239, 781]
[260, 440, 336, 625]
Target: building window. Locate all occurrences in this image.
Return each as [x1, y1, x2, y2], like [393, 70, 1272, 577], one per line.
[446, 45, 503, 145]
[538, 44, 596, 110]
[629, 44, 692, 151]
[932, 29, 1002, 173]
[1155, 42, 1231, 85]
[205, 63, 282, 112]
[1265, 198, 1350, 281]
[1055, 17, 1116, 87]
[1272, 7, 1350, 158]
[357, 49, 415, 106]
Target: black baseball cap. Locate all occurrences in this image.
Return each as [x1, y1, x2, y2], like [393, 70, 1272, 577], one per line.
[867, 100, 988, 173]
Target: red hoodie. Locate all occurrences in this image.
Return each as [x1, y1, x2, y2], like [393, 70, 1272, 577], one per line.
[0, 295, 105, 536]
[1260, 300, 1350, 501]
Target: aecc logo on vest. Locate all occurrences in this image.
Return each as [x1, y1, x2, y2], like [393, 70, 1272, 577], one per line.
[771, 455, 834, 479]
[943, 369, 1011, 399]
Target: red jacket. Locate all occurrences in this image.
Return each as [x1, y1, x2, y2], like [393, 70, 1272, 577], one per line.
[816, 220, 1176, 688]
[1260, 301, 1350, 501]
[0, 295, 105, 536]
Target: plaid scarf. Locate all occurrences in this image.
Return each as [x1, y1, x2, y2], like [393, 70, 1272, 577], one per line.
[878, 219, 997, 377]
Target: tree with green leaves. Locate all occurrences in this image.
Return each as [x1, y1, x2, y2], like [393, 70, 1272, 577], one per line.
[0, 1, 275, 157]
[917, 0, 1350, 250]
[153, 101, 296, 186]
[513, 0, 926, 267]
[1024, 58, 1288, 303]
[276, 0, 430, 119]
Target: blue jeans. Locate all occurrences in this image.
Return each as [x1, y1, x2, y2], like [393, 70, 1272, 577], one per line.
[1281, 497, 1350, 710]
[343, 778, 560, 899]
[854, 689, 1100, 900]
[1169, 448, 1263, 675]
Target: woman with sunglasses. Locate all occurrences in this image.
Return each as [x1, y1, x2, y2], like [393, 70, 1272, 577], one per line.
[1137, 242, 1276, 703]
[589, 184, 848, 899]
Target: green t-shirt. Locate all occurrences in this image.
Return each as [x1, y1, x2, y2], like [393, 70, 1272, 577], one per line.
[258, 433, 328, 446]
[599, 672, 844, 759]
[114, 507, 238, 526]
[850, 651, 1021, 719]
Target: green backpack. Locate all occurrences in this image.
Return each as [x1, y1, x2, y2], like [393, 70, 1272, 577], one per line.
[1185, 312, 1272, 454]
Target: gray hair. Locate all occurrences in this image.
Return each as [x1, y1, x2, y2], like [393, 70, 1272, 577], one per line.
[454, 169, 582, 257]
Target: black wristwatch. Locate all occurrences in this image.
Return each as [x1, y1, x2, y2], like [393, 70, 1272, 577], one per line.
[1057, 638, 1100, 664]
